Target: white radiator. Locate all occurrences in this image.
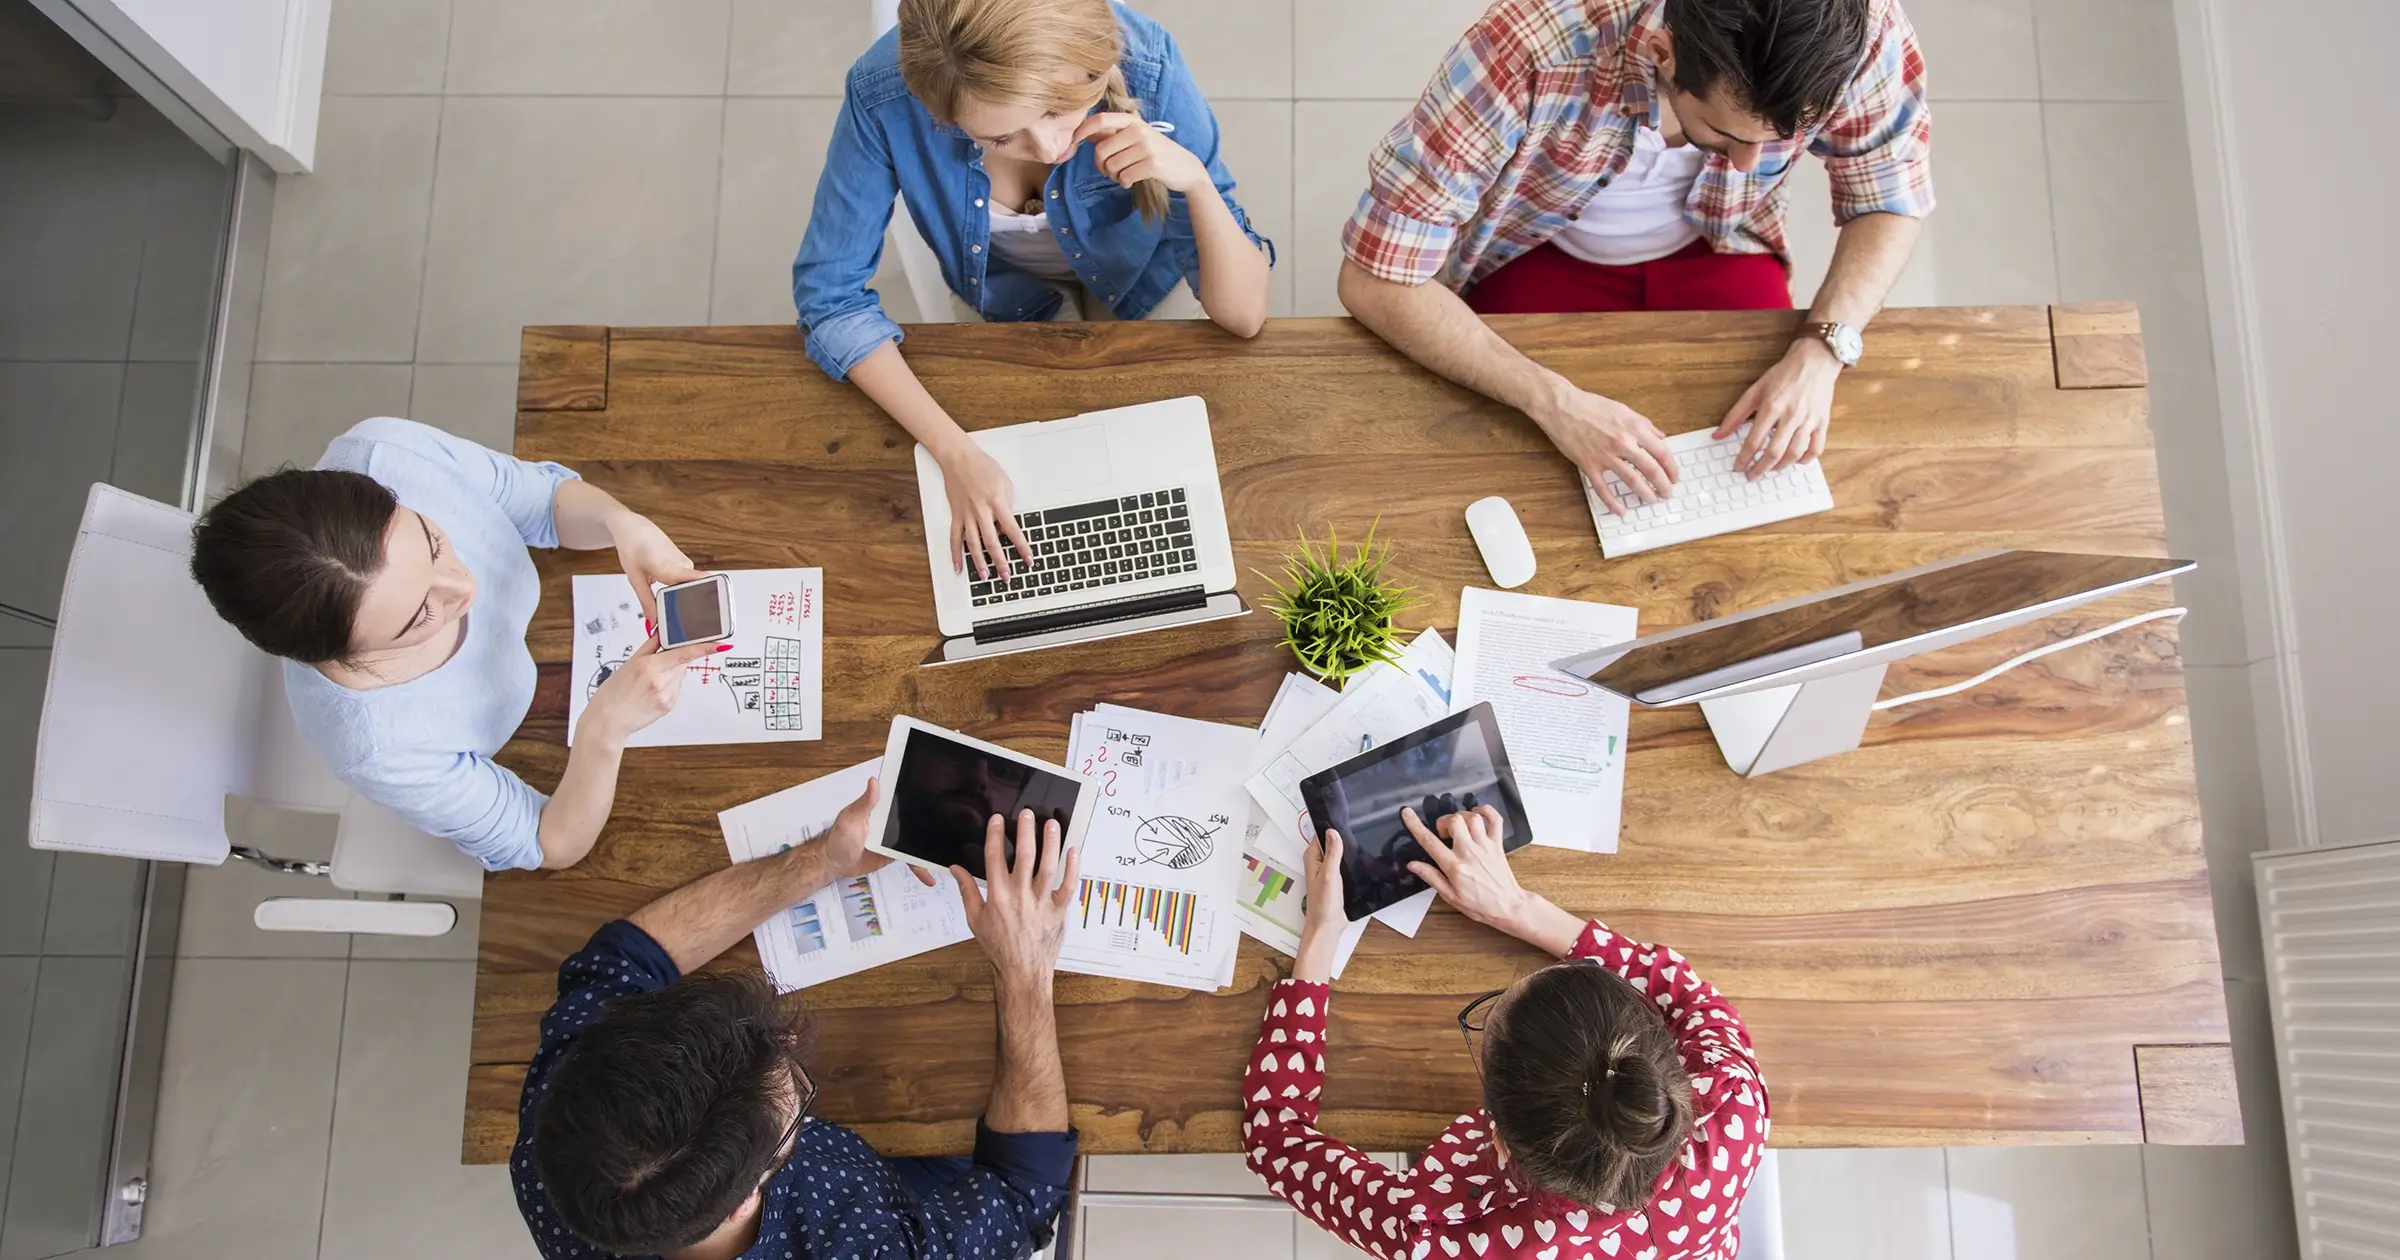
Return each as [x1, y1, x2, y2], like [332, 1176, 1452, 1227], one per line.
[2257, 840, 2400, 1259]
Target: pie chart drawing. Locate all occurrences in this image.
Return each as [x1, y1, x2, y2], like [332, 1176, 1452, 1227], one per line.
[1134, 815, 1216, 870]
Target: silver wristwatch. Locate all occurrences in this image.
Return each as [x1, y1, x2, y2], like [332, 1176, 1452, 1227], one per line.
[1803, 320, 1863, 368]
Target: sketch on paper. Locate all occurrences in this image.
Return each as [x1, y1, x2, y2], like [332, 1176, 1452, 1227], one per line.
[1132, 813, 1221, 870]
[569, 570, 822, 747]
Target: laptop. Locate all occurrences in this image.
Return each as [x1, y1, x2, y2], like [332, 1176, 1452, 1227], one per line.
[914, 395, 1249, 664]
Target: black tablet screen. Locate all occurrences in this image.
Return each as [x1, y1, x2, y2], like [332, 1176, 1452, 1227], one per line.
[884, 727, 1082, 880]
[1302, 705, 1529, 922]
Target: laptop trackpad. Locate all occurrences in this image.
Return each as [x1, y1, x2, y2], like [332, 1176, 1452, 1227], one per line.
[1022, 424, 1112, 499]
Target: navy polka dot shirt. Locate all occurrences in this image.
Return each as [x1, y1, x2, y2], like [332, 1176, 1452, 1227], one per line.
[510, 921, 1076, 1259]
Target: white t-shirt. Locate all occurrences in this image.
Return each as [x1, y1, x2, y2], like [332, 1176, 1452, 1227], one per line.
[986, 202, 1079, 283]
[1551, 125, 1706, 266]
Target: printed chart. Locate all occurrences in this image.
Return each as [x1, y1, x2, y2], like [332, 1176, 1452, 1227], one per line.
[1077, 878, 1204, 955]
[720, 759, 971, 991]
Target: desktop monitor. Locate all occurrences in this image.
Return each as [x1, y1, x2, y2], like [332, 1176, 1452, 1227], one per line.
[1552, 550, 2194, 776]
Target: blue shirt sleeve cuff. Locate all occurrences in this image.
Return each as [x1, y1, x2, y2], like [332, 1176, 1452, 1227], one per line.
[802, 305, 906, 381]
[584, 919, 683, 989]
[973, 1120, 1078, 1189]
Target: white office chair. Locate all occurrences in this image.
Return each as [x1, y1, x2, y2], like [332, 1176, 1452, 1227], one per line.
[1737, 1148, 1785, 1260]
[870, 0, 958, 326]
[28, 484, 479, 936]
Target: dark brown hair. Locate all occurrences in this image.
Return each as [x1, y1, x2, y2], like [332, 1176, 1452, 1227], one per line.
[1482, 962, 1694, 1207]
[1662, 0, 1872, 139]
[189, 468, 398, 665]
[531, 971, 817, 1254]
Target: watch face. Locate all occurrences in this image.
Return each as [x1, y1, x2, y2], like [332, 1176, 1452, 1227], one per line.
[1832, 324, 1863, 365]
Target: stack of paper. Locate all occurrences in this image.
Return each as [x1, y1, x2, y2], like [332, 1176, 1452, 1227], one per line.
[1451, 587, 1639, 853]
[1235, 630, 1458, 977]
[719, 759, 972, 994]
[1058, 705, 1256, 992]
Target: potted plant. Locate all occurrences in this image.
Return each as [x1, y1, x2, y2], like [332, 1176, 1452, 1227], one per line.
[1258, 524, 1417, 683]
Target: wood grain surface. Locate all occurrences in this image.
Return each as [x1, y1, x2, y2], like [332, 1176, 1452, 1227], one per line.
[465, 306, 2235, 1163]
[2051, 301, 2149, 389]
[2135, 1043, 2246, 1144]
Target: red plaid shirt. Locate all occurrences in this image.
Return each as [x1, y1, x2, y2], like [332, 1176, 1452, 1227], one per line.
[1342, 0, 1935, 289]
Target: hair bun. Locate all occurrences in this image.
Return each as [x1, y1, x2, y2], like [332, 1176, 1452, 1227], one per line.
[1590, 1050, 1679, 1157]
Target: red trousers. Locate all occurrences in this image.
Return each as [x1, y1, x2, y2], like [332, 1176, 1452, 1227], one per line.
[1465, 238, 1792, 314]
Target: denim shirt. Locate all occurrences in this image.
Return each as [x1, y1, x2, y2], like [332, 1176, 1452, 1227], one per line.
[792, 5, 1272, 381]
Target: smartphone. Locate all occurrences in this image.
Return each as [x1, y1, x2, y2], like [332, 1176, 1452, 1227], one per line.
[656, 574, 736, 648]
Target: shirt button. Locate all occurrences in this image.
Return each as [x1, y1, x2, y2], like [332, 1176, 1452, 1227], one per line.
[970, 244, 981, 253]
[968, 276, 978, 285]
[974, 197, 985, 207]
[1048, 189, 1059, 198]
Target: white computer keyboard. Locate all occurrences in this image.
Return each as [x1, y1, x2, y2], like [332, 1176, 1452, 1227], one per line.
[1582, 425, 1834, 558]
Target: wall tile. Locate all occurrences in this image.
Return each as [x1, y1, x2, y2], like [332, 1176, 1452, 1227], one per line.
[407, 363, 522, 453]
[1292, 0, 1487, 99]
[239, 364, 414, 479]
[0, 363, 123, 624]
[1129, 0, 1294, 99]
[112, 360, 201, 506]
[318, 961, 535, 1259]
[322, 0, 452, 96]
[712, 97, 841, 327]
[1924, 102, 2054, 306]
[1907, 0, 2040, 100]
[93, 959, 347, 1260]
[1291, 101, 1406, 316]
[254, 95, 442, 364]
[0, 958, 36, 1221]
[0, 104, 152, 360]
[0, 649, 53, 954]
[1082, 1200, 1297, 1260]
[1945, 1146, 2150, 1260]
[0, 955, 131, 1259]
[445, 0, 732, 96]
[2033, 0, 2181, 103]
[1780, 1147, 1954, 1260]
[416, 97, 723, 363]
[727, 0, 874, 96]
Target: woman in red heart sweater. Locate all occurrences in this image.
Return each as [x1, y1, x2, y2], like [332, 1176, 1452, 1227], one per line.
[1242, 806, 1768, 1260]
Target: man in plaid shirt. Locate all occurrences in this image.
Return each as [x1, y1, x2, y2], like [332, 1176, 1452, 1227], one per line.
[1337, 0, 1932, 510]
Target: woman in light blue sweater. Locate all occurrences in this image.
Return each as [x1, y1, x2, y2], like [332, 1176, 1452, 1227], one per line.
[190, 419, 710, 872]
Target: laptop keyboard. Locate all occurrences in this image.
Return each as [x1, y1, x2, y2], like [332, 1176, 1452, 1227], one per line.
[969, 487, 1199, 608]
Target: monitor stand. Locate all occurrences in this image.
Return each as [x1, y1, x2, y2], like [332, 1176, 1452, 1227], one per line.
[1697, 662, 1889, 777]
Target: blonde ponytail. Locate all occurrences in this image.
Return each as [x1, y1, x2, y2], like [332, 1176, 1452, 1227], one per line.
[1096, 65, 1170, 222]
[899, 0, 1170, 222]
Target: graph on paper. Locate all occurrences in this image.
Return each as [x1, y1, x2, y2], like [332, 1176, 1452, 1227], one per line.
[1077, 878, 1201, 955]
[1241, 853, 1304, 936]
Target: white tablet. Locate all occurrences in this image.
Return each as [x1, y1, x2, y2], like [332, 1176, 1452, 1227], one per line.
[864, 716, 1096, 883]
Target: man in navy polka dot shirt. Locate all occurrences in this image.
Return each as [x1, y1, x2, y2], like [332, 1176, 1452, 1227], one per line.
[510, 778, 1080, 1259]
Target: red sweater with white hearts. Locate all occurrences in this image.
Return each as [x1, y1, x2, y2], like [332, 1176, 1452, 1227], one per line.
[1240, 921, 1768, 1260]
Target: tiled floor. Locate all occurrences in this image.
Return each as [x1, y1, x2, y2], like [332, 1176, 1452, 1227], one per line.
[0, 51, 239, 1256]
[35, 0, 2300, 1256]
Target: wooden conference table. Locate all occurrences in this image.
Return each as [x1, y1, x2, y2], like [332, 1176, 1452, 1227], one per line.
[463, 304, 2240, 1163]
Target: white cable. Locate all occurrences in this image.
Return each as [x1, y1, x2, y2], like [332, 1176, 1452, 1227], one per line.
[1869, 606, 2188, 712]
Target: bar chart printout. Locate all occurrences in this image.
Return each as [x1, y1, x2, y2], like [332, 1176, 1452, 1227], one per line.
[1077, 877, 1201, 955]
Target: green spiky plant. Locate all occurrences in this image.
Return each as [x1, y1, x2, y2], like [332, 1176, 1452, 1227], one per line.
[1257, 523, 1418, 683]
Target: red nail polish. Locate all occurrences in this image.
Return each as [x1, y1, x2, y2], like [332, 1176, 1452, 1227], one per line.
[715, 644, 733, 653]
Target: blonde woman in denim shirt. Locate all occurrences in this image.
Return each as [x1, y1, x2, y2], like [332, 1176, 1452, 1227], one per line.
[794, 0, 1274, 581]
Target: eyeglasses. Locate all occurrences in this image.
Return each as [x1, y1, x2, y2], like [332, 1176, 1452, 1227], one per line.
[767, 1059, 818, 1178]
[1458, 989, 1506, 1079]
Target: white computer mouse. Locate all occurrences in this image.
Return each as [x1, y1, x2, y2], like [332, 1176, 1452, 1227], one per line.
[1465, 496, 1536, 588]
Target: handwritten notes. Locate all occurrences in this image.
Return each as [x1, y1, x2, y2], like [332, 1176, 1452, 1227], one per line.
[567, 569, 823, 747]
